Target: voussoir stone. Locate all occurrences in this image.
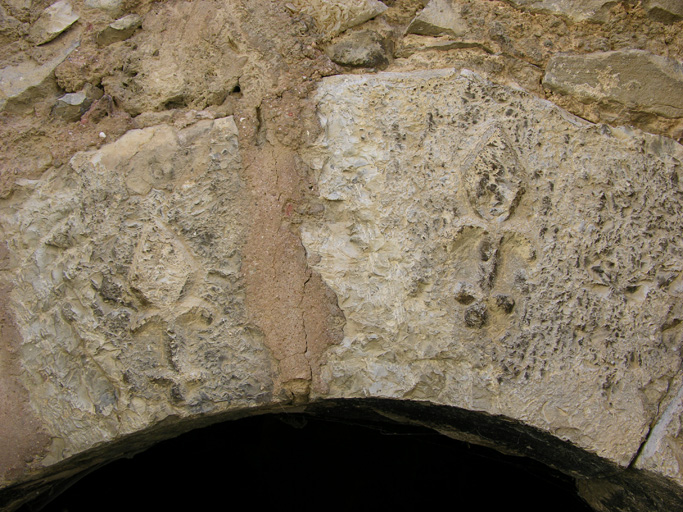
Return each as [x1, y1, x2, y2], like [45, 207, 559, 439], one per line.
[0, 117, 276, 478]
[302, 69, 683, 477]
[543, 50, 683, 119]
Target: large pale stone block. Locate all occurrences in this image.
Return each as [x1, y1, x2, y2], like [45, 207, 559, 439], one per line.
[0, 117, 275, 474]
[302, 69, 683, 473]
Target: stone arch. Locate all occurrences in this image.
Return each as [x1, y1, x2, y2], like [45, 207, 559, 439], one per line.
[6, 399, 683, 512]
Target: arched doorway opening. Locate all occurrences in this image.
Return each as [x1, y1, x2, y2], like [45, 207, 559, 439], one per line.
[25, 400, 595, 511]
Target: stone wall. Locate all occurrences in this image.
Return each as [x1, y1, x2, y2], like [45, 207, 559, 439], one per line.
[1, 1, 682, 510]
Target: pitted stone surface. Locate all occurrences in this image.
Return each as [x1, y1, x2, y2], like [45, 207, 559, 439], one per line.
[302, 69, 683, 469]
[0, 117, 275, 468]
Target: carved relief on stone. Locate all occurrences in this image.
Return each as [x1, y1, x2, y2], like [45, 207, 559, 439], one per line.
[450, 124, 536, 330]
[450, 227, 536, 330]
[463, 125, 525, 222]
[128, 222, 196, 307]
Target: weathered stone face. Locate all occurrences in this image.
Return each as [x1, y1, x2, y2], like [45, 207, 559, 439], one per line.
[2, 0, 683, 509]
[507, 0, 618, 22]
[543, 50, 683, 120]
[302, 69, 683, 469]
[0, 117, 275, 468]
[100, 1, 245, 115]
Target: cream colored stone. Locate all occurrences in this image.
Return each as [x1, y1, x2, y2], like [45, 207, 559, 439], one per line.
[100, 1, 245, 115]
[407, 0, 467, 38]
[635, 377, 683, 486]
[0, 117, 275, 465]
[0, 40, 78, 112]
[302, 69, 683, 468]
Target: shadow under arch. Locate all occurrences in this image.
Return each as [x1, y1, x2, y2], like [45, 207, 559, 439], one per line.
[7, 398, 683, 512]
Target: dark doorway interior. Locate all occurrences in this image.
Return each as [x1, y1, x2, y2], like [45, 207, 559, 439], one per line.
[30, 413, 594, 511]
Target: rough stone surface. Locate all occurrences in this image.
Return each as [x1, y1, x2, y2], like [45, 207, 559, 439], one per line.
[0, 116, 275, 474]
[1, 0, 683, 509]
[0, 39, 78, 113]
[644, 0, 683, 23]
[100, 1, 245, 115]
[52, 91, 88, 120]
[635, 374, 683, 485]
[28, 0, 79, 45]
[96, 14, 141, 47]
[407, 0, 467, 37]
[290, 0, 388, 38]
[326, 30, 393, 68]
[544, 50, 683, 120]
[83, 0, 122, 14]
[52, 85, 102, 121]
[507, 0, 618, 23]
[302, 68, 683, 468]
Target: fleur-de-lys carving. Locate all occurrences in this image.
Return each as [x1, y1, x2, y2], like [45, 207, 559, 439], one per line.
[464, 125, 525, 222]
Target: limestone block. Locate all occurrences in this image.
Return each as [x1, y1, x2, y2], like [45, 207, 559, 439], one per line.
[507, 0, 617, 23]
[29, 0, 79, 45]
[0, 40, 79, 113]
[0, 117, 275, 469]
[543, 50, 683, 119]
[407, 0, 467, 38]
[83, 0, 122, 15]
[325, 30, 393, 68]
[644, 0, 683, 22]
[52, 85, 102, 121]
[289, 0, 387, 38]
[302, 69, 683, 469]
[96, 14, 142, 47]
